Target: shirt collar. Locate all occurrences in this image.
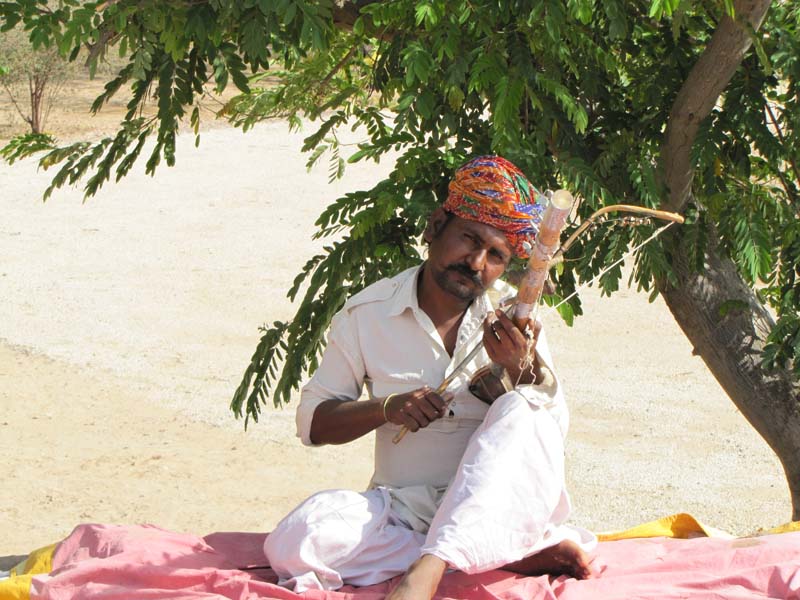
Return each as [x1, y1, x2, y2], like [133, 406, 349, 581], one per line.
[387, 263, 495, 320]
[387, 265, 423, 317]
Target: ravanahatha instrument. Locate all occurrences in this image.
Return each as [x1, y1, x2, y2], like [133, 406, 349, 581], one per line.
[392, 193, 684, 444]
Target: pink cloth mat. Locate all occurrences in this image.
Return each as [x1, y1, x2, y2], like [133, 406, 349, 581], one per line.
[30, 523, 800, 599]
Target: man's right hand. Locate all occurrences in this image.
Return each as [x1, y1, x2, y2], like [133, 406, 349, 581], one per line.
[309, 388, 452, 445]
[384, 387, 452, 432]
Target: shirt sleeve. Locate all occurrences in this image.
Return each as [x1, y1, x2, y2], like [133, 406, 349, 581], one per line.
[295, 308, 367, 446]
[512, 326, 570, 440]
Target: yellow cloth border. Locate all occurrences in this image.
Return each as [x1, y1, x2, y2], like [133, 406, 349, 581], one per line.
[598, 512, 728, 541]
[0, 543, 56, 600]
[761, 520, 800, 535]
[598, 512, 800, 541]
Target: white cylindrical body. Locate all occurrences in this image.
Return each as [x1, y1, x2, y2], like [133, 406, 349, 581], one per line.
[512, 191, 572, 327]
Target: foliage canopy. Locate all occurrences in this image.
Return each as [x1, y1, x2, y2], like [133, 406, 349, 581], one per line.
[1, 0, 798, 426]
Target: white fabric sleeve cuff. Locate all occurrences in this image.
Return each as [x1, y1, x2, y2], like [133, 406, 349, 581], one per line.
[295, 393, 332, 447]
[296, 311, 365, 446]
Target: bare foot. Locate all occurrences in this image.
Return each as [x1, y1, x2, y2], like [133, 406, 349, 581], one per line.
[502, 540, 594, 580]
[386, 554, 447, 600]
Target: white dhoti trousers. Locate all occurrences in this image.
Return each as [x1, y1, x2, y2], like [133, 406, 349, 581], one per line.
[264, 392, 596, 592]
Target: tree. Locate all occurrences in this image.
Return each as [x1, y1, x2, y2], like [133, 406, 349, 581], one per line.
[0, 26, 69, 134]
[1, 0, 798, 519]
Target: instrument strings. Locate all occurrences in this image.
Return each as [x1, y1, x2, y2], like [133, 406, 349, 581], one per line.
[454, 219, 676, 359]
[542, 220, 677, 315]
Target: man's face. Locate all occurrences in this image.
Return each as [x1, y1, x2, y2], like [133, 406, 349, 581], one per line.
[425, 210, 514, 302]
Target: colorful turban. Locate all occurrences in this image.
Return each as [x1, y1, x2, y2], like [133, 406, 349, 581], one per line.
[444, 155, 545, 257]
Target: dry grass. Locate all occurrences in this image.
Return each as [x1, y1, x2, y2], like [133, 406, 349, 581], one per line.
[0, 64, 240, 144]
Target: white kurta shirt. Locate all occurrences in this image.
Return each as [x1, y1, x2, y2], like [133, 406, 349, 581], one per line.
[296, 265, 568, 490]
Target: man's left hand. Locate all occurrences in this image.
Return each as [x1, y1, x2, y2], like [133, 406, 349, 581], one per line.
[482, 309, 542, 384]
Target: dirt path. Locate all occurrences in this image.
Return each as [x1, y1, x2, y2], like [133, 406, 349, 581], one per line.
[0, 121, 790, 560]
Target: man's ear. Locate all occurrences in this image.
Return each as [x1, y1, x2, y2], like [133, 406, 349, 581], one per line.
[423, 208, 450, 244]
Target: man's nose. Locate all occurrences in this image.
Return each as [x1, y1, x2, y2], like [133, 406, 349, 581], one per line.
[466, 248, 488, 272]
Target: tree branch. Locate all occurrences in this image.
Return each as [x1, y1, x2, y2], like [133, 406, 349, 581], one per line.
[331, 0, 368, 30]
[315, 43, 359, 102]
[331, 0, 391, 39]
[764, 101, 800, 206]
[660, 0, 772, 214]
[84, 28, 118, 68]
[1, 80, 31, 124]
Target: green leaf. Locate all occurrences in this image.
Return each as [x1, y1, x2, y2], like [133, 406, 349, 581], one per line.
[0, 133, 57, 164]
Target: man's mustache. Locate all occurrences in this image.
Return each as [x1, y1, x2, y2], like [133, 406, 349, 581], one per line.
[446, 264, 484, 289]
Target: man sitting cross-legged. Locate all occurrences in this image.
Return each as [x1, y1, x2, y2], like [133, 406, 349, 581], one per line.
[264, 156, 596, 599]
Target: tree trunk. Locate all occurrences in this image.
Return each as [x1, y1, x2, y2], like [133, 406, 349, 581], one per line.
[660, 227, 800, 521]
[28, 74, 41, 134]
[656, 0, 800, 520]
[660, 0, 772, 213]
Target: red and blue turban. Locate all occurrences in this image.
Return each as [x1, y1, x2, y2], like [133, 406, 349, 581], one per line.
[444, 155, 545, 258]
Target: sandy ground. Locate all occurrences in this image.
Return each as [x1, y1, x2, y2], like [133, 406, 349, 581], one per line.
[0, 120, 791, 567]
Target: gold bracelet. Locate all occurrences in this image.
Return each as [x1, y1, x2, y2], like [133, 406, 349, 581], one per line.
[382, 394, 397, 422]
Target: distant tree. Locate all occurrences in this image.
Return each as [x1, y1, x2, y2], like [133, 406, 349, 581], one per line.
[0, 27, 69, 134]
[0, 0, 798, 520]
